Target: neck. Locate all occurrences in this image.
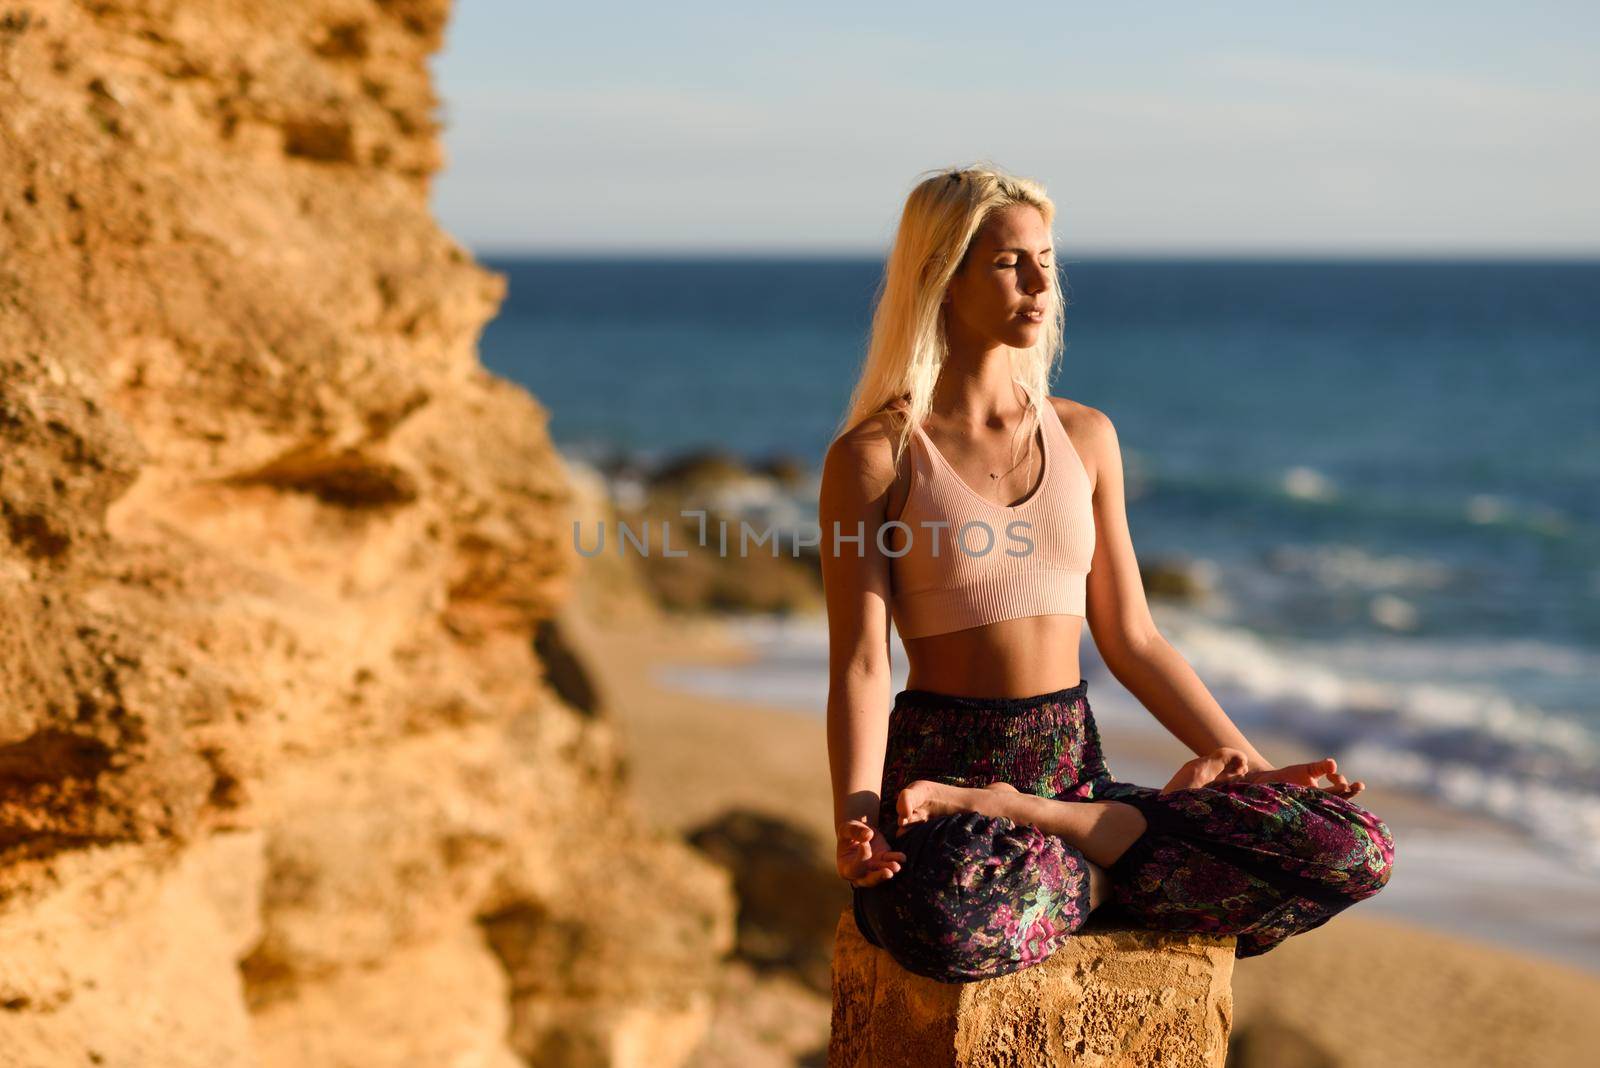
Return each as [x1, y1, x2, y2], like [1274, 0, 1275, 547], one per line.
[934, 342, 1027, 429]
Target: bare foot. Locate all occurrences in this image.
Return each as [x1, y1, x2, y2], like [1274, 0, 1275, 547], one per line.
[896, 783, 1150, 871]
[1161, 747, 1250, 794]
[897, 780, 1017, 832]
[1087, 860, 1109, 912]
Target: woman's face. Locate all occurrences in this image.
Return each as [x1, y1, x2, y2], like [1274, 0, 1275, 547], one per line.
[941, 204, 1053, 349]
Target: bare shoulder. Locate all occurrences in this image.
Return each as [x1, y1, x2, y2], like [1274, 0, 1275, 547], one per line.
[1047, 396, 1118, 485]
[822, 406, 908, 503]
[1047, 394, 1115, 440]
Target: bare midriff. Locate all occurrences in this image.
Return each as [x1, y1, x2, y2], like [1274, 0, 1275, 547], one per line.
[901, 613, 1085, 699]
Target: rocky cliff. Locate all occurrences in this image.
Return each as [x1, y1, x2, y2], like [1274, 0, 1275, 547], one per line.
[0, 2, 732, 1064]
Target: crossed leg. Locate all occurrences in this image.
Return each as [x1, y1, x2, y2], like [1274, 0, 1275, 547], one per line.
[894, 745, 1375, 922]
[857, 748, 1394, 982]
[896, 781, 1146, 912]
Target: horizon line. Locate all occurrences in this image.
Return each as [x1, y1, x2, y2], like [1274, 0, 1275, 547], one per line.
[464, 245, 1600, 263]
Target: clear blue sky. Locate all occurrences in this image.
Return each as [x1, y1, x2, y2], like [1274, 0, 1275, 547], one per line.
[428, 1, 1600, 256]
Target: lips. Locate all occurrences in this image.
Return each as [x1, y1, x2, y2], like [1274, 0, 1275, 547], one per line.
[1018, 308, 1044, 321]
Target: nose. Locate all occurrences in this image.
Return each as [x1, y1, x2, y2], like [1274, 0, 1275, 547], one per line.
[1021, 259, 1051, 295]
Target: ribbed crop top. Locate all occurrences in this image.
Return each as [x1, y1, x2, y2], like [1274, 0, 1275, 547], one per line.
[887, 396, 1095, 639]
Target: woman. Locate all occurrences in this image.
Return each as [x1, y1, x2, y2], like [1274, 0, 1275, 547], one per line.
[818, 163, 1395, 984]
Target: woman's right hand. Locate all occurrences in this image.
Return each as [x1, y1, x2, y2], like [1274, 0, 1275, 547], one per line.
[836, 817, 907, 888]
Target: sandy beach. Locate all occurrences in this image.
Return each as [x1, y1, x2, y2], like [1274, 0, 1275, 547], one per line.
[568, 607, 1600, 1068]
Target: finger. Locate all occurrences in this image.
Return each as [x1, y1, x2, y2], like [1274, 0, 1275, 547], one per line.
[1293, 759, 1328, 782]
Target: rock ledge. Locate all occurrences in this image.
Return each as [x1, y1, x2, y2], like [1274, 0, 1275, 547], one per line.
[829, 909, 1235, 1068]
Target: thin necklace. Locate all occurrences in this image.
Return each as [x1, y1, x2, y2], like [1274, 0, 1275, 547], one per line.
[986, 410, 1037, 503]
[925, 392, 1038, 504]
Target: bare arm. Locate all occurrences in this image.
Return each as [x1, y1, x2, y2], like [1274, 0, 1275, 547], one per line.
[1076, 403, 1276, 771]
[818, 420, 899, 831]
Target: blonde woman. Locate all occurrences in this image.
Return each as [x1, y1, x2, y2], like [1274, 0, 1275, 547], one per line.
[819, 163, 1395, 983]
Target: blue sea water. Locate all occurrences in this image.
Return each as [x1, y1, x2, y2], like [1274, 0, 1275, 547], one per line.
[477, 255, 1600, 866]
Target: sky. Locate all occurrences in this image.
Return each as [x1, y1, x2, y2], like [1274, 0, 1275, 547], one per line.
[427, 1, 1600, 257]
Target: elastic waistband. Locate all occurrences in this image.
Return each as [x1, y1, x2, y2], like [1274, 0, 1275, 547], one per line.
[892, 677, 1088, 712]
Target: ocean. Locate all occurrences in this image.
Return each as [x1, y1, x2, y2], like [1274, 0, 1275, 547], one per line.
[476, 255, 1600, 871]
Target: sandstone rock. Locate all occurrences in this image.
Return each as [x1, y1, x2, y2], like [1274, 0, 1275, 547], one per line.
[0, 1, 734, 1064]
[0, 833, 265, 1067]
[830, 909, 1235, 1068]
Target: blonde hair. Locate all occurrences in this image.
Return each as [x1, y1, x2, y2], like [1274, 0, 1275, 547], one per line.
[832, 160, 1066, 466]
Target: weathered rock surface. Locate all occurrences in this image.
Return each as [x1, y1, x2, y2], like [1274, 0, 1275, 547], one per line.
[830, 910, 1235, 1068]
[0, 1, 733, 1064]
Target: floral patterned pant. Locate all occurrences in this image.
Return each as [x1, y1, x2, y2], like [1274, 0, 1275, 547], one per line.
[851, 678, 1396, 984]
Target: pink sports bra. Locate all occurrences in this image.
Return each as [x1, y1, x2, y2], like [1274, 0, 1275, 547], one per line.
[887, 395, 1095, 639]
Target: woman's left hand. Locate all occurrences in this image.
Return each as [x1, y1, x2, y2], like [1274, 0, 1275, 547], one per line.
[1239, 757, 1364, 800]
